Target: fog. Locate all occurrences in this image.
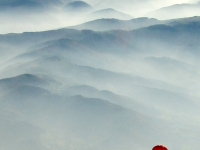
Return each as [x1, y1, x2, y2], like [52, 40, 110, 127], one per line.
[1, 0, 200, 150]
[1, 0, 200, 34]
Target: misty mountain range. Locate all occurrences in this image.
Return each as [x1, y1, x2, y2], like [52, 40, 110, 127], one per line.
[1, 0, 200, 150]
[146, 1, 200, 19]
[63, 1, 94, 15]
[2, 0, 200, 33]
[0, 0, 63, 9]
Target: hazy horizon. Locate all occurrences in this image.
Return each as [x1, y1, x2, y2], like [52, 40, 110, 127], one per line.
[1, 0, 200, 34]
[1, 0, 200, 150]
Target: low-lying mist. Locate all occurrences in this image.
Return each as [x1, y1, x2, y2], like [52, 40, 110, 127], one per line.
[1, 0, 200, 34]
[1, 17, 200, 149]
[1, 0, 200, 150]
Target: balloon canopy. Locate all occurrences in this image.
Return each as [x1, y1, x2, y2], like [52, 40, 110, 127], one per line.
[152, 145, 168, 150]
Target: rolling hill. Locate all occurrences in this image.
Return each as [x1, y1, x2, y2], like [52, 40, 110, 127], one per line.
[63, 0, 94, 15]
[86, 8, 133, 20]
[71, 17, 161, 31]
[1, 16, 200, 150]
[146, 2, 200, 19]
[1, 82, 198, 150]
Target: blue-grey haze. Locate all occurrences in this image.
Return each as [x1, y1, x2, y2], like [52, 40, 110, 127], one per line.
[0, 0, 200, 150]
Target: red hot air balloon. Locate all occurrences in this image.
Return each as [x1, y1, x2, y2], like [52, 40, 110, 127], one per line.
[152, 145, 168, 150]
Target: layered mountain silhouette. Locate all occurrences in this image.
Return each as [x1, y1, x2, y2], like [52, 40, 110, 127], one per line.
[63, 1, 94, 15]
[69, 16, 200, 31]
[71, 17, 161, 31]
[86, 8, 133, 20]
[0, 0, 43, 11]
[1, 78, 198, 150]
[146, 2, 200, 19]
[1, 14, 200, 150]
